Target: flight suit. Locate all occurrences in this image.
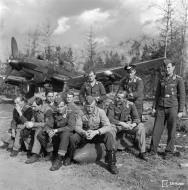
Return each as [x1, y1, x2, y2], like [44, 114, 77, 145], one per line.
[120, 75, 144, 120]
[150, 74, 185, 153]
[79, 80, 106, 107]
[107, 100, 146, 153]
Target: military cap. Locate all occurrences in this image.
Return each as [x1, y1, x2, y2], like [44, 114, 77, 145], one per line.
[85, 96, 95, 105]
[124, 63, 136, 71]
[66, 89, 74, 96]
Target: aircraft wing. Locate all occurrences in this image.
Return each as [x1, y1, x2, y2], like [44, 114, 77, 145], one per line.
[67, 57, 165, 91]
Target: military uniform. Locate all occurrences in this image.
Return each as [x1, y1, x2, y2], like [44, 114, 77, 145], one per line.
[54, 102, 81, 156]
[150, 74, 185, 153]
[79, 80, 106, 107]
[120, 75, 144, 120]
[107, 100, 146, 153]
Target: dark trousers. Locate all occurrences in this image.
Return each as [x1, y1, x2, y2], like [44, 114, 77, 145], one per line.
[58, 131, 73, 156]
[68, 132, 116, 158]
[150, 106, 178, 153]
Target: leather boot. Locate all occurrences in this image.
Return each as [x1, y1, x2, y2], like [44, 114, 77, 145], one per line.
[50, 156, 63, 171]
[25, 154, 40, 164]
[63, 147, 74, 166]
[106, 150, 119, 174]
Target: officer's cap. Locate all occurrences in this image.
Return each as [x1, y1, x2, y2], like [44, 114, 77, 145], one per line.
[124, 63, 136, 71]
[85, 96, 95, 105]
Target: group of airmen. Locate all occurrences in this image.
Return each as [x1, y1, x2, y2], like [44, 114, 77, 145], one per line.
[0, 58, 185, 175]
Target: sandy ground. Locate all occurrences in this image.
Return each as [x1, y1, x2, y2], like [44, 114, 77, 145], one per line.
[0, 103, 188, 190]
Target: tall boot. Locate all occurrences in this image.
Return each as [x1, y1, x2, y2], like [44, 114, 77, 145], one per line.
[106, 150, 119, 174]
[63, 146, 74, 166]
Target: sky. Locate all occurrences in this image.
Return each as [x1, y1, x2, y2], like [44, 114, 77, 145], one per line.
[0, 0, 180, 61]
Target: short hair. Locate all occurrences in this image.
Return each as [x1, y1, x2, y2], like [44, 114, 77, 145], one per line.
[164, 59, 176, 67]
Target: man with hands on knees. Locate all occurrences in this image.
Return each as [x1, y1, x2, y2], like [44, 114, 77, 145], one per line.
[63, 96, 118, 174]
[107, 91, 147, 161]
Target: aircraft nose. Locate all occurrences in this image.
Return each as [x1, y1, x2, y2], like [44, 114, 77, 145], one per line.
[8, 59, 21, 70]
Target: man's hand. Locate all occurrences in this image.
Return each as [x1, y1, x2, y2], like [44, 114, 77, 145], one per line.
[177, 112, 183, 119]
[48, 129, 58, 138]
[151, 109, 156, 117]
[11, 129, 16, 138]
[118, 121, 131, 130]
[25, 121, 34, 129]
[86, 130, 98, 140]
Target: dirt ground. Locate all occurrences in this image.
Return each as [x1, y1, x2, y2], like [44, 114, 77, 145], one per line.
[0, 103, 188, 190]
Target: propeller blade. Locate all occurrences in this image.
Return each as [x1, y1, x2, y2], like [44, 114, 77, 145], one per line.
[11, 37, 18, 58]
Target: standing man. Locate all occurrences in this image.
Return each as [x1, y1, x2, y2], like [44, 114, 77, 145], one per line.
[107, 91, 147, 161]
[79, 70, 106, 108]
[149, 59, 185, 159]
[63, 96, 118, 174]
[120, 63, 144, 120]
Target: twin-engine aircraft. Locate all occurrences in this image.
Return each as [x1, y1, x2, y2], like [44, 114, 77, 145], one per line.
[0, 37, 165, 98]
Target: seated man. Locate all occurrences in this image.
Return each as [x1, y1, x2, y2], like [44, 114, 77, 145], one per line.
[64, 96, 118, 175]
[9, 95, 33, 157]
[49, 91, 81, 171]
[107, 91, 147, 161]
[24, 97, 53, 164]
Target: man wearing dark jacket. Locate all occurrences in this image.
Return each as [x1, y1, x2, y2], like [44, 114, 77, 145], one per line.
[120, 64, 144, 120]
[149, 59, 185, 159]
[79, 70, 106, 108]
[49, 91, 81, 171]
[10, 96, 33, 157]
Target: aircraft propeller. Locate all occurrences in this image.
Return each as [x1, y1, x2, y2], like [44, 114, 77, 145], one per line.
[0, 37, 19, 85]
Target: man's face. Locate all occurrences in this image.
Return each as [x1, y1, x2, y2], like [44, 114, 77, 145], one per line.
[88, 72, 96, 82]
[127, 69, 136, 79]
[57, 101, 65, 113]
[66, 94, 74, 104]
[14, 97, 24, 108]
[46, 92, 54, 103]
[115, 93, 125, 103]
[32, 101, 42, 112]
[166, 63, 175, 76]
[85, 101, 96, 114]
